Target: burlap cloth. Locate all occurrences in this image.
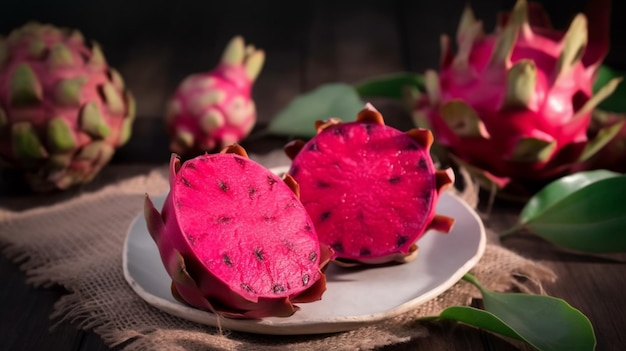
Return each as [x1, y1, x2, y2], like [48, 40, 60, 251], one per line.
[0, 150, 556, 351]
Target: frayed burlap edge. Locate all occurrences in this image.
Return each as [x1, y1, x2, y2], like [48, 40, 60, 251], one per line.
[0, 154, 556, 351]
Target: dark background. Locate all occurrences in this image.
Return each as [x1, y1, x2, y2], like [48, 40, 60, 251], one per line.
[1, 0, 623, 125]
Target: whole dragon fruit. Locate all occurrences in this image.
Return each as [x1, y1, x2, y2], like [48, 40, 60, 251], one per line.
[144, 145, 331, 319]
[165, 36, 264, 157]
[412, 0, 620, 198]
[285, 104, 455, 266]
[0, 22, 135, 191]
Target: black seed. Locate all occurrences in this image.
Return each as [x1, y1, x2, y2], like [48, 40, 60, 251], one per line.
[263, 214, 276, 221]
[218, 216, 231, 223]
[363, 123, 374, 135]
[331, 242, 344, 253]
[307, 142, 319, 152]
[304, 223, 312, 232]
[248, 186, 257, 198]
[218, 180, 228, 192]
[273, 284, 285, 293]
[421, 189, 432, 200]
[309, 251, 317, 262]
[254, 248, 264, 261]
[181, 176, 192, 187]
[267, 175, 277, 189]
[302, 274, 310, 286]
[186, 162, 197, 170]
[234, 156, 245, 167]
[333, 127, 345, 136]
[222, 254, 233, 267]
[357, 211, 364, 221]
[397, 235, 410, 247]
[405, 142, 419, 150]
[241, 283, 255, 293]
[360, 248, 371, 256]
[389, 176, 401, 184]
[320, 211, 331, 221]
[418, 157, 428, 170]
[283, 240, 294, 251]
[317, 180, 330, 188]
[285, 201, 298, 209]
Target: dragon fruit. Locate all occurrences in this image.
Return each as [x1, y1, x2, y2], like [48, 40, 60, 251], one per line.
[144, 144, 331, 319]
[284, 104, 455, 265]
[165, 36, 264, 156]
[412, 0, 620, 198]
[0, 22, 135, 191]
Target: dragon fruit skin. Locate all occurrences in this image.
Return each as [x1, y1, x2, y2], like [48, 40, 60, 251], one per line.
[144, 145, 332, 319]
[165, 36, 264, 156]
[0, 22, 135, 191]
[412, 0, 620, 197]
[284, 104, 455, 266]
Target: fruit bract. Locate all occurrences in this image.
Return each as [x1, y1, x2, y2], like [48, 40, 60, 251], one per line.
[412, 0, 619, 198]
[0, 22, 135, 191]
[579, 109, 626, 173]
[165, 36, 264, 156]
[144, 145, 331, 319]
[285, 104, 455, 265]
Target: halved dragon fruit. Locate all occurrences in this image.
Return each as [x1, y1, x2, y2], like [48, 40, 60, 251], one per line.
[284, 104, 455, 265]
[144, 144, 332, 319]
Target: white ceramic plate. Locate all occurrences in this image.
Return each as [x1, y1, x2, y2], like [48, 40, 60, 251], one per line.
[123, 167, 486, 335]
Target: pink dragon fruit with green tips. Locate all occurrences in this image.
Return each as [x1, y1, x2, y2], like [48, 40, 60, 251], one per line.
[0, 22, 135, 191]
[412, 0, 621, 198]
[165, 36, 264, 156]
[284, 104, 455, 266]
[144, 144, 332, 319]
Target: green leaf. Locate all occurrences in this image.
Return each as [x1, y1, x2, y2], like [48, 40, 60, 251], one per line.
[267, 83, 364, 138]
[436, 306, 527, 340]
[594, 65, 626, 113]
[520, 169, 620, 222]
[429, 274, 596, 351]
[354, 72, 424, 100]
[473, 274, 595, 350]
[517, 170, 626, 252]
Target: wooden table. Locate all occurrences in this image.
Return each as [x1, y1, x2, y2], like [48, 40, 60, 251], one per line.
[1, 1, 626, 350]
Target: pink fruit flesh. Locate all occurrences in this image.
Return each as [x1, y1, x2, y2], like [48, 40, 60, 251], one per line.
[288, 122, 440, 260]
[170, 153, 322, 300]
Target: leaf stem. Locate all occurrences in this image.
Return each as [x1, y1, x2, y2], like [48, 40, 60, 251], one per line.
[462, 273, 486, 293]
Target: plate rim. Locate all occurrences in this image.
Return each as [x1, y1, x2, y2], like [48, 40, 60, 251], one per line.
[122, 168, 486, 335]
